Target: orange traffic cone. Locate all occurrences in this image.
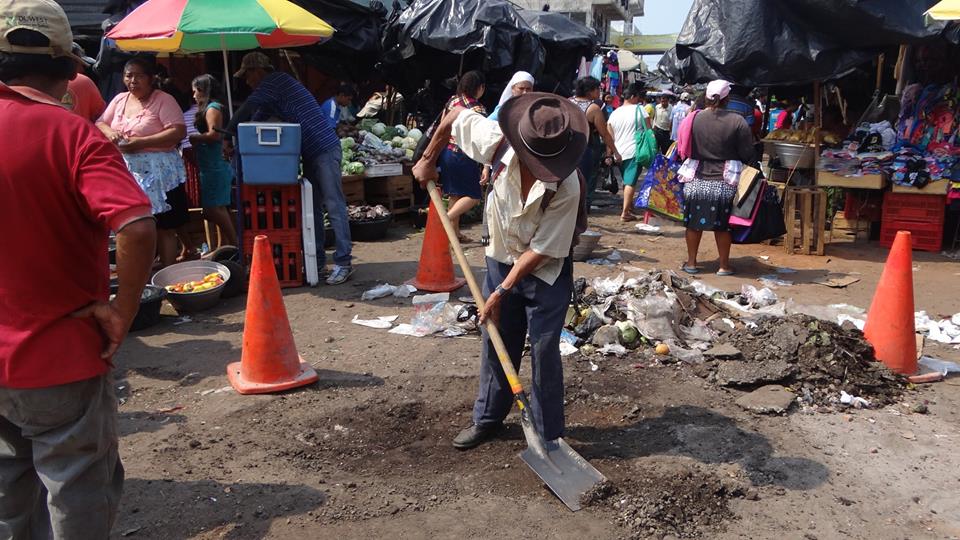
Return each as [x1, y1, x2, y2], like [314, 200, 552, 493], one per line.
[406, 199, 466, 292]
[863, 231, 917, 375]
[227, 235, 318, 394]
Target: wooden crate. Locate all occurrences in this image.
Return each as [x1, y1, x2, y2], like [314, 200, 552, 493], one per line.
[367, 194, 414, 215]
[816, 170, 887, 190]
[829, 211, 871, 242]
[341, 174, 365, 205]
[783, 187, 828, 255]
[891, 179, 949, 194]
[364, 175, 412, 199]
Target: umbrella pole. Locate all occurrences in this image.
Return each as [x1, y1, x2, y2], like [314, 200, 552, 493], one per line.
[220, 38, 233, 117]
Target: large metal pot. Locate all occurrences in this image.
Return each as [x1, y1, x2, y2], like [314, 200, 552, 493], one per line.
[771, 142, 815, 169]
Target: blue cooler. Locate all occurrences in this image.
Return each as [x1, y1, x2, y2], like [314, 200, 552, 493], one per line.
[238, 122, 302, 185]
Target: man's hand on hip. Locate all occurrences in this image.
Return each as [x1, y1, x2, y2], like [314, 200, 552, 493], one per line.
[72, 301, 137, 359]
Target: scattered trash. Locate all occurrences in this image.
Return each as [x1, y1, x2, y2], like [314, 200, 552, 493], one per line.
[351, 315, 396, 329]
[607, 250, 623, 262]
[585, 257, 614, 266]
[388, 323, 432, 338]
[654, 343, 670, 355]
[635, 223, 661, 234]
[173, 316, 193, 326]
[740, 285, 777, 308]
[758, 274, 793, 288]
[560, 342, 578, 356]
[412, 292, 450, 305]
[915, 311, 960, 344]
[775, 267, 797, 274]
[592, 325, 621, 347]
[560, 329, 579, 346]
[443, 326, 467, 337]
[839, 391, 871, 409]
[361, 283, 417, 300]
[813, 273, 861, 288]
[458, 296, 475, 304]
[592, 273, 625, 296]
[917, 356, 960, 376]
[759, 255, 770, 261]
[598, 344, 627, 357]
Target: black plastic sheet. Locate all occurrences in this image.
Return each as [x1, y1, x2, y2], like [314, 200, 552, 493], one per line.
[518, 9, 598, 96]
[660, 0, 955, 86]
[380, 0, 545, 99]
[290, 0, 387, 82]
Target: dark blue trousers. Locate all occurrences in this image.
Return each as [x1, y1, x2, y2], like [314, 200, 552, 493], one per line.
[472, 256, 572, 441]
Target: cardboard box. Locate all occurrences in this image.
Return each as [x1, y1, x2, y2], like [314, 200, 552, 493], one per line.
[816, 171, 887, 190]
[891, 179, 949, 194]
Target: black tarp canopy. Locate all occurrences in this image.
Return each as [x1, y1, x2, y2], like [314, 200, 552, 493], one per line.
[518, 9, 598, 95]
[290, 0, 387, 82]
[659, 0, 956, 87]
[379, 0, 545, 100]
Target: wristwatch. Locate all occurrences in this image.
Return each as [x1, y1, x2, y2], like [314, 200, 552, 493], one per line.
[494, 284, 510, 297]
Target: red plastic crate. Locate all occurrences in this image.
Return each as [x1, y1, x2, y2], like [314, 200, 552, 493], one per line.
[879, 220, 943, 252]
[241, 184, 302, 234]
[242, 230, 304, 288]
[882, 192, 946, 224]
[844, 191, 882, 221]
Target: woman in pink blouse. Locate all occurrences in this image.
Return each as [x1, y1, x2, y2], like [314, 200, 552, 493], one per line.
[97, 57, 193, 267]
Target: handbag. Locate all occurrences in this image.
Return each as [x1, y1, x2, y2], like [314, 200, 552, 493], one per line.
[634, 146, 684, 221]
[732, 182, 787, 244]
[729, 181, 764, 227]
[630, 105, 658, 172]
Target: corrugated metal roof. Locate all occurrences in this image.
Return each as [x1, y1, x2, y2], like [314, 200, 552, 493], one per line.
[58, 0, 111, 30]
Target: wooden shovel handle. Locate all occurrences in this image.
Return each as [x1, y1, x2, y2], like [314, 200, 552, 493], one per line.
[426, 182, 525, 396]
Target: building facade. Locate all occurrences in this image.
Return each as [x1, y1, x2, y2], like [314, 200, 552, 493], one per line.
[513, 0, 645, 43]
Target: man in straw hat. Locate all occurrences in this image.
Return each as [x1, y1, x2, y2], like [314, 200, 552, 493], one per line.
[0, 0, 157, 535]
[413, 92, 586, 449]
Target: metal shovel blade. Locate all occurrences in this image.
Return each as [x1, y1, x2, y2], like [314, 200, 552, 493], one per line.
[520, 437, 607, 512]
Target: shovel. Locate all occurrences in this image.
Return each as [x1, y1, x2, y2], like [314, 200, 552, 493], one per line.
[425, 181, 606, 511]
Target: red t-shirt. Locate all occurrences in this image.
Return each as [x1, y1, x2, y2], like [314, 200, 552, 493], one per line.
[0, 83, 151, 389]
[775, 109, 793, 130]
[62, 73, 106, 122]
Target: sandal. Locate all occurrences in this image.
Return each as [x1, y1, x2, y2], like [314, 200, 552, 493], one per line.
[681, 264, 700, 275]
[620, 214, 638, 222]
[717, 269, 736, 276]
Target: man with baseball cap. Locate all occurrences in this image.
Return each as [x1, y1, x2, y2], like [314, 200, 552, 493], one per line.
[61, 42, 105, 121]
[413, 92, 586, 449]
[226, 51, 354, 285]
[0, 0, 157, 536]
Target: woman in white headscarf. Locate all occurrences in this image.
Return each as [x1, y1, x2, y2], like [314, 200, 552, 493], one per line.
[488, 71, 535, 122]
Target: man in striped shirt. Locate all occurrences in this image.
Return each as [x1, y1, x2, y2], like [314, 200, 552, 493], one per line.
[227, 52, 353, 285]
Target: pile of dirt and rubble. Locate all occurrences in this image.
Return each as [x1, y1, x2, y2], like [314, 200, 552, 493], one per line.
[698, 314, 906, 406]
[589, 461, 739, 539]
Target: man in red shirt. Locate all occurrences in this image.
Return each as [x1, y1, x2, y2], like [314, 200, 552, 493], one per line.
[0, 0, 157, 536]
[61, 43, 106, 121]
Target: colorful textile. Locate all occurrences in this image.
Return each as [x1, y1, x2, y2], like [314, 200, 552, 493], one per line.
[682, 178, 736, 231]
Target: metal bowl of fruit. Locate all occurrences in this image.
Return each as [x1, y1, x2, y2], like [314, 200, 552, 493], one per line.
[151, 260, 231, 313]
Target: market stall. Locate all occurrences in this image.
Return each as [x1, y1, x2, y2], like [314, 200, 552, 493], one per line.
[660, 0, 960, 255]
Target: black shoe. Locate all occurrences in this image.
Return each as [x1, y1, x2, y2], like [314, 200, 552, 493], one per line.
[452, 423, 503, 450]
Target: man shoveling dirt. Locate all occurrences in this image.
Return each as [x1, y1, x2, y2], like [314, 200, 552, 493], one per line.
[413, 93, 587, 449]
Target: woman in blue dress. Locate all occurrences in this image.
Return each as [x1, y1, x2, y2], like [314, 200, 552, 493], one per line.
[189, 75, 237, 248]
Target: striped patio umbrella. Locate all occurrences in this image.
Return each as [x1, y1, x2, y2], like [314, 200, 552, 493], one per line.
[106, 0, 335, 111]
[926, 0, 960, 20]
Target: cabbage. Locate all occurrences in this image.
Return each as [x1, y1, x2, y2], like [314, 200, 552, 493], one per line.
[343, 161, 365, 175]
[407, 128, 423, 142]
[616, 321, 639, 344]
[394, 125, 408, 137]
[340, 137, 355, 149]
[341, 148, 355, 162]
[401, 137, 417, 150]
[405, 149, 414, 159]
[371, 123, 386, 136]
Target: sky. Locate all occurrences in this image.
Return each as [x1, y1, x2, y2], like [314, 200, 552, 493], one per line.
[635, 0, 695, 71]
